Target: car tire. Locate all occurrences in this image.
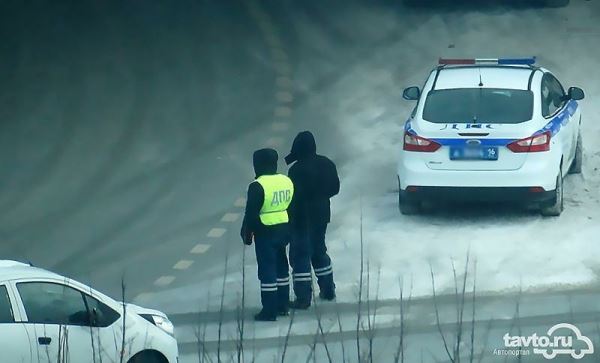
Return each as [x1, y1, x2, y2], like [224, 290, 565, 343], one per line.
[568, 132, 583, 174]
[398, 190, 421, 215]
[540, 168, 564, 217]
[128, 351, 168, 363]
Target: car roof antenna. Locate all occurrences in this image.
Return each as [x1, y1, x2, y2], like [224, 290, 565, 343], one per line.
[478, 69, 484, 87]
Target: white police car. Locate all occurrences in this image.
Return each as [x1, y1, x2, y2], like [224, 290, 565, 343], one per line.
[0, 260, 178, 363]
[398, 57, 584, 216]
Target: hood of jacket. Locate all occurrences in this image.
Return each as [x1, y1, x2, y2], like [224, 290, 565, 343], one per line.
[253, 148, 278, 178]
[285, 131, 316, 165]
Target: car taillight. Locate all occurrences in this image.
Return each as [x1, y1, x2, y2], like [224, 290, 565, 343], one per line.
[403, 132, 441, 152]
[506, 131, 551, 153]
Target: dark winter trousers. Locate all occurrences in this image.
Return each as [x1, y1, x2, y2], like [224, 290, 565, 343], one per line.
[290, 223, 335, 303]
[254, 233, 290, 316]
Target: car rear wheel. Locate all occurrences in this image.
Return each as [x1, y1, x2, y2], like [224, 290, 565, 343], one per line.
[540, 168, 563, 217]
[399, 194, 421, 215]
[398, 179, 421, 215]
[568, 132, 583, 174]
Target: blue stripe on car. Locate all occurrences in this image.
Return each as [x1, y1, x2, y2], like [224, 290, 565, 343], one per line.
[536, 99, 578, 136]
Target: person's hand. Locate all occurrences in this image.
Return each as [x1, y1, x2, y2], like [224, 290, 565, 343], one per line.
[243, 232, 254, 246]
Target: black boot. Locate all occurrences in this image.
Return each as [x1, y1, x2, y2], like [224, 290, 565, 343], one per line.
[289, 299, 311, 310]
[319, 290, 336, 301]
[278, 306, 290, 316]
[254, 310, 277, 322]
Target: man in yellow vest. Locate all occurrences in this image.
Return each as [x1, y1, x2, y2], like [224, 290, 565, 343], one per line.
[240, 148, 294, 321]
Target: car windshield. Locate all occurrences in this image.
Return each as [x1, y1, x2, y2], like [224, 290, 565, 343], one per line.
[422, 88, 534, 124]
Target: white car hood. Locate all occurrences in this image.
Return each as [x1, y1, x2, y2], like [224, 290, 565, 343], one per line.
[123, 302, 168, 318]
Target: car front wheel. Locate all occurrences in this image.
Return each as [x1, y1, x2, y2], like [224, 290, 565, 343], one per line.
[128, 351, 168, 363]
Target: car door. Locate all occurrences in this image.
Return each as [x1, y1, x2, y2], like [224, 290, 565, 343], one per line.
[548, 73, 577, 163]
[80, 290, 124, 362]
[0, 283, 33, 363]
[14, 280, 122, 363]
[541, 73, 575, 166]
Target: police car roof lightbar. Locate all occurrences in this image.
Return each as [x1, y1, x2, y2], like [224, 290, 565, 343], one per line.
[438, 57, 536, 66]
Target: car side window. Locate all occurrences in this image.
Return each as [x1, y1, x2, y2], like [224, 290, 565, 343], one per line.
[83, 294, 120, 328]
[17, 282, 89, 326]
[0, 285, 15, 323]
[541, 74, 566, 118]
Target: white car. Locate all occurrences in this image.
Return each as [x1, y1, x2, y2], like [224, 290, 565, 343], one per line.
[398, 57, 585, 216]
[0, 260, 178, 363]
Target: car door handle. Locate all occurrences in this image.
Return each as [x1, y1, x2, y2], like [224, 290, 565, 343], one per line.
[38, 337, 52, 345]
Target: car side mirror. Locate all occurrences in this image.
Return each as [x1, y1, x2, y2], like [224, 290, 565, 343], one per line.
[403, 86, 421, 101]
[568, 87, 584, 101]
[69, 310, 93, 326]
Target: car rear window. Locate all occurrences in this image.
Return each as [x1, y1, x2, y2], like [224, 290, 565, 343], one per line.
[0, 285, 15, 323]
[422, 88, 534, 124]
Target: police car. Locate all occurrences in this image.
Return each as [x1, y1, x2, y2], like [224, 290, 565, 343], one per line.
[398, 57, 584, 216]
[0, 260, 178, 363]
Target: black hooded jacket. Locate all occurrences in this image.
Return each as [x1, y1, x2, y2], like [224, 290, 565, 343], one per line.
[285, 131, 340, 229]
[240, 148, 289, 243]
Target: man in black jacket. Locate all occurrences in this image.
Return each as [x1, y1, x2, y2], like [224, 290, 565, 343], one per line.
[285, 131, 340, 309]
[241, 148, 294, 321]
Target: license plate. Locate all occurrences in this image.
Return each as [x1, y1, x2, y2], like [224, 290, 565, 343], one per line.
[450, 146, 498, 161]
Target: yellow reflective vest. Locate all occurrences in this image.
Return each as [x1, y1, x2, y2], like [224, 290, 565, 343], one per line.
[255, 174, 294, 226]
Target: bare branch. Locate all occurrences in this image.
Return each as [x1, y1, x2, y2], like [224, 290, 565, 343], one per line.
[469, 260, 477, 363]
[430, 264, 454, 363]
[119, 277, 126, 363]
[356, 199, 364, 362]
[455, 251, 471, 363]
[335, 298, 347, 363]
[217, 246, 231, 363]
[281, 308, 296, 363]
[313, 288, 333, 363]
[236, 247, 247, 363]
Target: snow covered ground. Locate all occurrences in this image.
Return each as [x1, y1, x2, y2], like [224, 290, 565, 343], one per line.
[136, 0, 600, 309]
[130, 0, 600, 361]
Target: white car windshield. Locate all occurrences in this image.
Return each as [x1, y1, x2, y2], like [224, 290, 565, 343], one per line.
[423, 88, 534, 124]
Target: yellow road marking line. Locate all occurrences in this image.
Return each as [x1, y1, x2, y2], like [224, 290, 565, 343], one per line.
[274, 106, 292, 117]
[274, 62, 292, 75]
[173, 260, 194, 270]
[276, 91, 294, 103]
[264, 33, 282, 48]
[154, 275, 175, 287]
[207, 228, 226, 238]
[272, 122, 289, 132]
[257, 20, 276, 34]
[265, 136, 283, 148]
[221, 212, 240, 222]
[190, 243, 211, 254]
[276, 76, 293, 89]
[271, 48, 288, 61]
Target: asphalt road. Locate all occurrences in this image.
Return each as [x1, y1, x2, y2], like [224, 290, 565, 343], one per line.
[2, 0, 600, 361]
[0, 0, 277, 299]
